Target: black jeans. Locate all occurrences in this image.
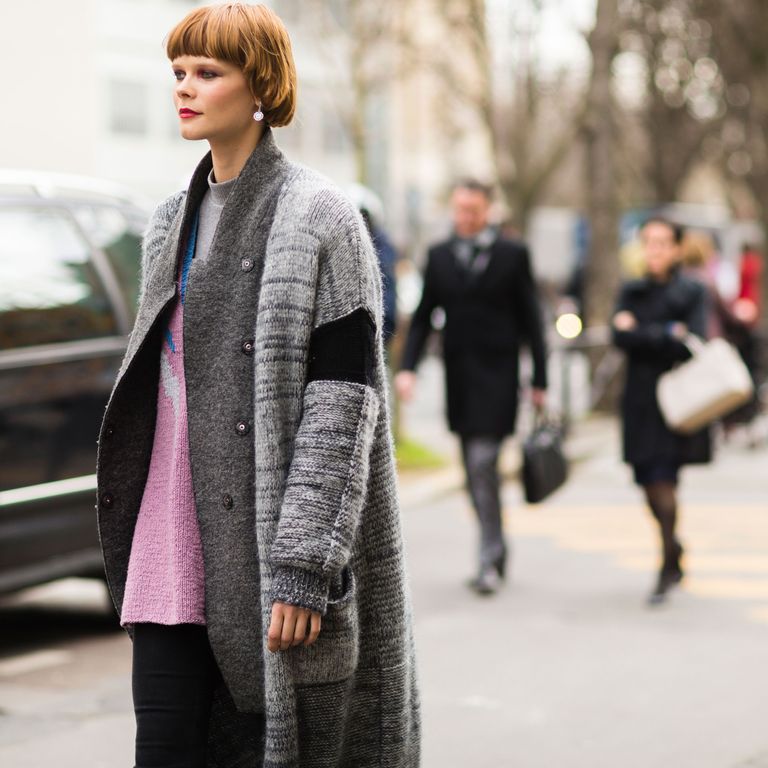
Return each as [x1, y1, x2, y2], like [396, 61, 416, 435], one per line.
[132, 623, 221, 768]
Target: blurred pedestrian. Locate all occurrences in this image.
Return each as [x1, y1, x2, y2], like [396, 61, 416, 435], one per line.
[721, 243, 763, 427]
[738, 243, 763, 320]
[346, 183, 398, 346]
[95, 4, 419, 766]
[679, 230, 725, 339]
[613, 217, 711, 605]
[395, 180, 548, 595]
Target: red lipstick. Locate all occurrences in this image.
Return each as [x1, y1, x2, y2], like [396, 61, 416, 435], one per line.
[179, 108, 201, 118]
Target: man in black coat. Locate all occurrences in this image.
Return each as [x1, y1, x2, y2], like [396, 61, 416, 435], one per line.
[396, 180, 548, 594]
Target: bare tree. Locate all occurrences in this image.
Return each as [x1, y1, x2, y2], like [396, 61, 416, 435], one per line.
[618, 0, 725, 205]
[431, 0, 589, 232]
[696, 0, 768, 303]
[306, 1, 416, 186]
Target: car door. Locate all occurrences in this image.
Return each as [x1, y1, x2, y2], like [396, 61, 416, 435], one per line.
[0, 201, 136, 592]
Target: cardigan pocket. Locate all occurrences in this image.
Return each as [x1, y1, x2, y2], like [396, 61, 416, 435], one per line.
[339, 660, 419, 767]
[287, 565, 359, 686]
[295, 677, 353, 768]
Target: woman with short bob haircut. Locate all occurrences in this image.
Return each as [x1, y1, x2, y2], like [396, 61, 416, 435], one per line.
[95, 4, 420, 766]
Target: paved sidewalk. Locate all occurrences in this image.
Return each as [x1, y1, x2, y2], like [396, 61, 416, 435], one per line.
[402, 411, 768, 768]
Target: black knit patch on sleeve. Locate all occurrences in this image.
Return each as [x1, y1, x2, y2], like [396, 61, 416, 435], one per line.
[307, 307, 376, 386]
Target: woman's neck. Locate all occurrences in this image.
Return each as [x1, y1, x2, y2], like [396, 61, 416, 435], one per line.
[209, 124, 266, 183]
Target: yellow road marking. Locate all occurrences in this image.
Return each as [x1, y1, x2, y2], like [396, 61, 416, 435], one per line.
[747, 606, 768, 624]
[617, 554, 768, 574]
[685, 578, 768, 600]
[501, 501, 768, 623]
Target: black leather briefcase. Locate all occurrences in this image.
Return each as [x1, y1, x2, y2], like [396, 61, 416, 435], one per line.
[522, 418, 568, 504]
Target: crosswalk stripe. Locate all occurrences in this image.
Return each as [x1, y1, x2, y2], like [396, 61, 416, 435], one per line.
[502, 500, 768, 623]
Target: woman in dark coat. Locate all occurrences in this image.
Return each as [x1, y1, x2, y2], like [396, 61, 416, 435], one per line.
[95, 4, 419, 766]
[613, 217, 710, 604]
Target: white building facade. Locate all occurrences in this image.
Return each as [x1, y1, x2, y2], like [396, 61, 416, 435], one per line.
[1, 0, 357, 202]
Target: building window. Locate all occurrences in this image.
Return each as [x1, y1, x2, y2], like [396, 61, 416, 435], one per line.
[109, 80, 148, 136]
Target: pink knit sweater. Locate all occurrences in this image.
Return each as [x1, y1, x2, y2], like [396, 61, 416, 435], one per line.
[121, 216, 206, 627]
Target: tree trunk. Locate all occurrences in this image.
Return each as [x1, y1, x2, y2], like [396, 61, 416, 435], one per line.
[582, 0, 622, 411]
[583, 0, 621, 330]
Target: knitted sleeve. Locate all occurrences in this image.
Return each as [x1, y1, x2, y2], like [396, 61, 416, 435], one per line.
[138, 191, 186, 305]
[268, 190, 382, 615]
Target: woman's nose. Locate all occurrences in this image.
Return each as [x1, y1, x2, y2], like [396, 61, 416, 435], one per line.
[175, 75, 194, 98]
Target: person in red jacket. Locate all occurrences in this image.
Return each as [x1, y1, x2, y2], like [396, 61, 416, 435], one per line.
[737, 244, 762, 324]
[722, 244, 763, 427]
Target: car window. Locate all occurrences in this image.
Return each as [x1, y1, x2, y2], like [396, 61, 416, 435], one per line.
[0, 207, 118, 350]
[73, 205, 143, 312]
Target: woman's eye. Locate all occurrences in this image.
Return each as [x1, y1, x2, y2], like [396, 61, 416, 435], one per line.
[173, 70, 185, 81]
[200, 70, 218, 79]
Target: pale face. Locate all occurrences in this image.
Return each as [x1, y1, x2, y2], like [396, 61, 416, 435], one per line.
[641, 221, 680, 279]
[451, 187, 491, 239]
[171, 55, 260, 146]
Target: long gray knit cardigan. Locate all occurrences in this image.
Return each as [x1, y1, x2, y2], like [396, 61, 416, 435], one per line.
[96, 130, 420, 767]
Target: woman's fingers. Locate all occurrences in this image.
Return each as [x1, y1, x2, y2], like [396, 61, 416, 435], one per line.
[268, 603, 323, 652]
[305, 612, 322, 646]
[280, 608, 298, 651]
[292, 611, 309, 647]
[267, 604, 284, 653]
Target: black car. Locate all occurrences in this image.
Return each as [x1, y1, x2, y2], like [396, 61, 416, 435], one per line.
[0, 170, 150, 593]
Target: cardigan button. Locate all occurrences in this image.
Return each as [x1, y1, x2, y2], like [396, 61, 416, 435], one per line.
[235, 421, 250, 435]
[222, 493, 233, 510]
[100, 492, 114, 509]
[104, 425, 114, 439]
[241, 258, 254, 272]
[241, 339, 254, 355]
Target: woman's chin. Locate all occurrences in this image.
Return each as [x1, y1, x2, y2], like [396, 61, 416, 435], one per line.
[178, 125, 207, 142]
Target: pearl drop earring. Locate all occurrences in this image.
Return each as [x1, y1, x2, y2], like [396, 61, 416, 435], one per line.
[253, 103, 264, 122]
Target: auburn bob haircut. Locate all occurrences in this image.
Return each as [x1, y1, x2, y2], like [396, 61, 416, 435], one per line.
[166, 3, 297, 127]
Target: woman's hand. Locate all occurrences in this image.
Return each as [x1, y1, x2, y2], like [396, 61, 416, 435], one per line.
[531, 387, 547, 410]
[613, 311, 637, 331]
[394, 370, 417, 402]
[267, 602, 322, 653]
[668, 322, 688, 340]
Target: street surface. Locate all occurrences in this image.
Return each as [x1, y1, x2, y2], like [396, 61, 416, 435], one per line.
[1, 358, 766, 767]
[403, 430, 768, 768]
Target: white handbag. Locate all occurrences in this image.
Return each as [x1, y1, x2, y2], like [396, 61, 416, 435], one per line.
[656, 335, 754, 434]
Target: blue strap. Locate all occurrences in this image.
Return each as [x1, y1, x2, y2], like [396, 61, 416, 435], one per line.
[180, 211, 199, 305]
